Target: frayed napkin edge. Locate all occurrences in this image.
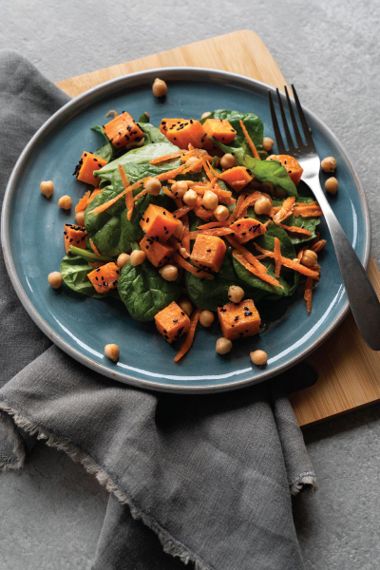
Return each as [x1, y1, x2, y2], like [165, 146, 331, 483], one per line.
[0, 400, 213, 570]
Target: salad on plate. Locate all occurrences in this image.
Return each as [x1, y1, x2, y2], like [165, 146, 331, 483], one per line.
[49, 86, 325, 365]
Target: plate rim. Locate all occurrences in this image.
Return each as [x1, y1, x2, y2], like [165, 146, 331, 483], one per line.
[1, 66, 371, 393]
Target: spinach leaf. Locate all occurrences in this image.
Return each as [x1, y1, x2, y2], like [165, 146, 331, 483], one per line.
[95, 142, 180, 186]
[60, 255, 97, 296]
[206, 109, 264, 148]
[91, 125, 114, 162]
[118, 261, 180, 321]
[244, 156, 298, 197]
[138, 122, 168, 143]
[84, 186, 124, 234]
[185, 252, 237, 310]
[283, 214, 320, 245]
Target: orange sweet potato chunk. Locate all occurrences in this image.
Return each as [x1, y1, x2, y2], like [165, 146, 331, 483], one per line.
[217, 299, 261, 340]
[190, 234, 227, 272]
[87, 262, 120, 294]
[267, 154, 303, 185]
[140, 204, 180, 241]
[230, 218, 267, 244]
[103, 112, 145, 149]
[219, 166, 253, 192]
[160, 118, 206, 149]
[63, 224, 87, 253]
[154, 301, 191, 344]
[139, 235, 174, 267]
[75, 152, 107, 186]
[202, 118, 237, 143]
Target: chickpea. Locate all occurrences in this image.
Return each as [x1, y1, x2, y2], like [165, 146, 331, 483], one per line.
[202, 190, 219, 210]
[228, 285, 245, 304]
[171, 180, 188, 198]
[301, 249, 318, 268]
[216, 337, 232, 355]
[48, 271, 63, 289]
[250, 349, 268, 367]
[40, 180, 54, 199]
[214, 204, 230, 222]
[130, 249, 146, 266]
[321, 156, 337, 173]
[58, 195, 72, 210]
[201, 111, 211, 120]
[199, 310, 215, 327]
[159, 264, 178, 282]
[104, 343, 120, 363]
[183, 189, 198, 207]
[179, 299, 193, 316]
[144, 177, 162, 196]
[152, 77, 168, 98]
[186, 156, 202, 173]
[220, 153, 236, 170]
[325, 176, 339, 195]
[263, 137, 274, 152]
[75, 211, 85, 226]
[254, 196, 272, 216]
[117, 253, 130, 268]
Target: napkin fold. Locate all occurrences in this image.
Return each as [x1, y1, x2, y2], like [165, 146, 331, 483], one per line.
[0, 51, 316, 570]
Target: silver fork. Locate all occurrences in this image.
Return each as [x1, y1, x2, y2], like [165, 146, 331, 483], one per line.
[268, 85, 380, 350]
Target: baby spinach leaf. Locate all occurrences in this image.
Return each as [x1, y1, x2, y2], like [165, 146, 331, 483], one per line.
[84, 186, 124, 234]
[95, 142, 180, 186]
[118, 262, 180, 321]
[69, 246, 110, 262]
[283, 215, 320, 245]
[138, 122, 168, 143]
[60, 255, 97, 297]
[138, 112, 150, 123]
[244, 156, 298, 197]
[233, 257, 289, 298]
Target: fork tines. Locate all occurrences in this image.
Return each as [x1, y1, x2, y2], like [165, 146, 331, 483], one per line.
[268, 85, 314, 154]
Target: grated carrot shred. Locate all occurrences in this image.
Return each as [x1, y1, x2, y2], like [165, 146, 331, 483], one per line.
[239, 120, 260, 159]
[272, 197, 295, 224]
[89, 238, 102, 257]
[232, 252, 282, 288]
[254, 243, 320, 279]
[150, 151, 182, 165]
[293, 202, 322, 217]
[174, 254, 214, 280]
[227, 236, 282, 288]
[90, 179, 142, 216]
[189, 227, 234, 239]
[172, 206, 192, 219]
[197, 221, 229, 230]
[118, 166, 134, 221]
[75, 191, 91, 213]
[174, 309, 201, 363]
[311, 239, 327, 253]
[279, 223, 312, 236]
[304, 277, 313, 314]
[273, 237, 282, 278]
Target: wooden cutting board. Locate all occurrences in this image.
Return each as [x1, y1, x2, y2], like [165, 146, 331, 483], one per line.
[57, 30, 380, 427]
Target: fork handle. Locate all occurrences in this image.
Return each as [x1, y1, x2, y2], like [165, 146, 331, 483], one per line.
[304, 176, 380, 350]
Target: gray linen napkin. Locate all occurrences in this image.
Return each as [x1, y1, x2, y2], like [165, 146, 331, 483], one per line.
[0, 51, 316, 570]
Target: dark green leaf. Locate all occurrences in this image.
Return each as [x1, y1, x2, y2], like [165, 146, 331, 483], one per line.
[138, 112, 151, 123]
[118, 262, 180, 321]
[137, 122, 168, 143]
[60, 255, 97, 296]
[91, 125, 114, 162]
[206, 109, 264, 147]
[244, 156, 298, 197]
[95, 142, 180, 186]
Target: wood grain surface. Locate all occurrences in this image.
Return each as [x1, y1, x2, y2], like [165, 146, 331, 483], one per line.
[57, 30, 380, 426]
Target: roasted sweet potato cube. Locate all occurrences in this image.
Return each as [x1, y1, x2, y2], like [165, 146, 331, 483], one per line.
[139, 235, 174, 267]
[217, 299, 261, 340]
[140, 204, 180, 241]
[75, 152, 107, 186]
[154, 301, 191, 344]
[202, 118, 237, 144]
[230, 217, 267, 244]
[103, 112, 144, 149]
[63, 224, 87, 253]
[160, 118, 206, 149]
[87, 262, 120, 294]
[219, 166, 253, 192]
[190, 234, 227, 272]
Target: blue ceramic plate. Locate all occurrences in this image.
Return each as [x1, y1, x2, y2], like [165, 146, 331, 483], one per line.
[1, 68, 370, 393]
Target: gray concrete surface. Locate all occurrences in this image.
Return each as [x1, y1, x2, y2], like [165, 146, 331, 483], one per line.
[1, 0, 380, 568]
